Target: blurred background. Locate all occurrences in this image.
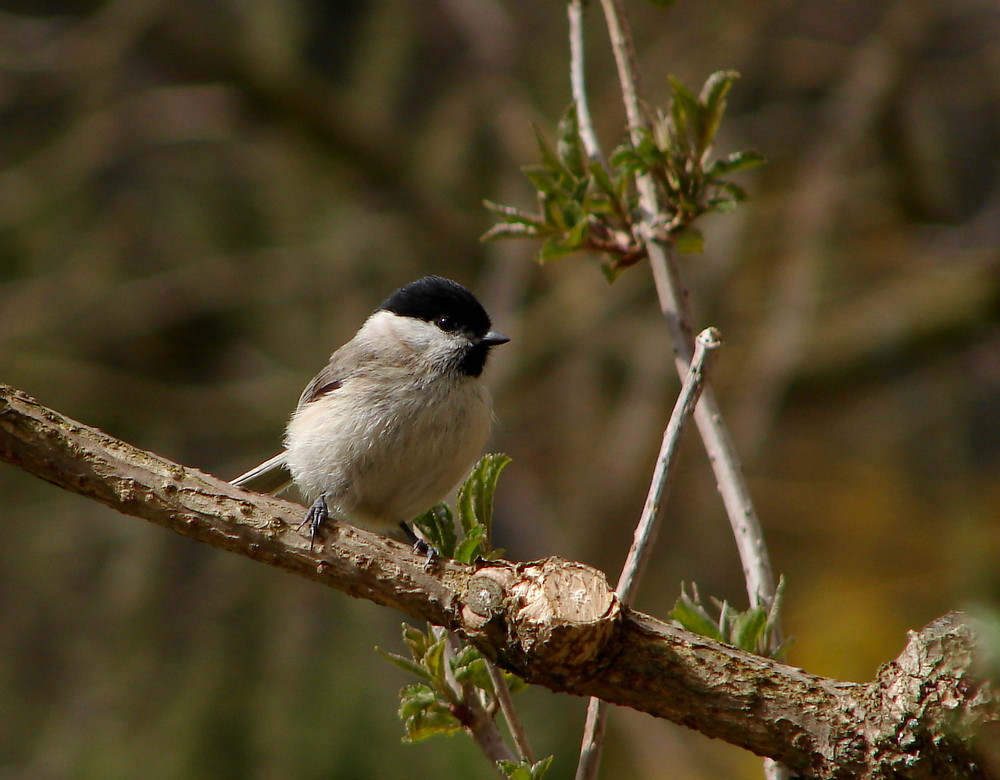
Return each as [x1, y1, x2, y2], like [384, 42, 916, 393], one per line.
[1, 0, 998, 777]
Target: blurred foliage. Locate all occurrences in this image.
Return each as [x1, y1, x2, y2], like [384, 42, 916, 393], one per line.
[484, 72, 763, 280]
[1, 1, 999, 779]
[669, 579, 789, 659]
[377, 624, 527, 743]
[498, 756, 554, 780]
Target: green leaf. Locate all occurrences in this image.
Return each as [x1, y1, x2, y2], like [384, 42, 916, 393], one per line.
[599, 258, 627, 284]
[668, 76, 699, 155]
[673, 225, 704, 254]
[697, 70, 739, 156]
[497, 756, 555, 780]
[376, 646, 436, 683]
[456, 453, 512, 536]
[402, 623, 431, 658]
[669, 590, 726, 642]
[450, 644, 488, 689]
[452, 654, 494, 693]
[540, 191, 567, 231]
[396, 623, 460, 700]
[423, 632, 447, 682]
[643, 0, 677, 7]
[731, 606, 769, 652]
[706, 150, 765, 177]
[523, 165, 556, 197]
[556, 104, 587, 178]
[483, 199, 547, 228]
[568, 177, 591, 210]
[537, 237, 574, 263]
[481, 222, 543, 242]
[700, 69, 740, 113]
[411, 503, 456, 558]
[398, 683, 462, 742]
[588, 159, 617, 199]
[718, 181, 749, 202]
[532, 125, 573, 187]
[609, 143, 641, 170]
[706, 197, 738, 213]
[454, 524, 488, 565]
[564, 215, 591, 249]
[505, 670, 527, 695]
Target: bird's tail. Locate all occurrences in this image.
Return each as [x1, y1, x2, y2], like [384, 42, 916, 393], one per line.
[231, 452, 293, 495]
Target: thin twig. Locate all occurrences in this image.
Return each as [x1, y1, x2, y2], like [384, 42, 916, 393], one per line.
[598, 0, 642, 133]
[574, 703, 609, 780]
[485, 659, 535, 763]
[568, 0, 604, 164]
[616, 327, 720, 601]
[596, 0, 776, 613]
[443, 631, 517, 769]
[593, 3, 784, 778]
[575, 328, 720, 780]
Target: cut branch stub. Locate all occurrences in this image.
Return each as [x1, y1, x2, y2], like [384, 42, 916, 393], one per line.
[460, 558, 620, 679]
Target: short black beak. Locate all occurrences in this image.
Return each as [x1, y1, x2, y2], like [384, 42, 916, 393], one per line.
[481, 330, 510, 347]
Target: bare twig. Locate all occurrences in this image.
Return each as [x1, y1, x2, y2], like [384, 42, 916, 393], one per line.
[597, 0, 641, 135]
[592, 3, 782, 776]
[461, 682, 517, 771]
[445, 608, 535, 767]
[568, 0, 604, 164]
[615, 327, 721, 601]
[442, 630, 518, 770]
[485, 659, 535, 763]
[576, 328, 720, 780]
[595, 0, 776, 613]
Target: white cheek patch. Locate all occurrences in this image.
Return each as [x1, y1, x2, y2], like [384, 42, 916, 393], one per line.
[361, 311, 426, 347]
[357, 311, 464, 368]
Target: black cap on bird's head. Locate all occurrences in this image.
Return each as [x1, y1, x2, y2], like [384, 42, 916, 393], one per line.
[380, 276, 509, 375]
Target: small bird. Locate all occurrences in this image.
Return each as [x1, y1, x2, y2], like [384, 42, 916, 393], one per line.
[232, 276, 509, 547]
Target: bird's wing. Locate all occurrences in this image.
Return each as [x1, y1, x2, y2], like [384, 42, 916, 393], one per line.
[235, 337, 378, 495]
[231, 452, 293, 495]
[295, 338, 373, 409]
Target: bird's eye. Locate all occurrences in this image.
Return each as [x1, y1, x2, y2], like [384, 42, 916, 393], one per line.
[436, 315, 457, 332]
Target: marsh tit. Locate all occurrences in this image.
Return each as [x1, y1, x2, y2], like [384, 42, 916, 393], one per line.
[232, 276, 509, 547]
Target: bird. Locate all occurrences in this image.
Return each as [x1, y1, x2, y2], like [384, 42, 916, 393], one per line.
[232, 276, 509, 549]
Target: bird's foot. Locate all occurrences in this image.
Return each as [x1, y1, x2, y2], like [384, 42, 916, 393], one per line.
[299, 496, 330, 552]
[400, 522, 439, 565]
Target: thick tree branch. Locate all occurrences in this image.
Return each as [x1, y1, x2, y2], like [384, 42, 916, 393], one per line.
[1, 383, 996, 778]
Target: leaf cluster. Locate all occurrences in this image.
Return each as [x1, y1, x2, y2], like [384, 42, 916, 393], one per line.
[411, 453, 510, 564]
[613, 71, 763, 250]
[497, 756, 554, 780]
[380, 454, 551, 776]
[378, 623, 525, 743]
[669, 579, 790, 659]
[483, 71, 762, 281]
[380, 626, 548, 777]
[484, 106, 642, 280]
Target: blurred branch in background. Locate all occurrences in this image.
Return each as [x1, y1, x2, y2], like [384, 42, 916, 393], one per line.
[733, 0, 936, 457]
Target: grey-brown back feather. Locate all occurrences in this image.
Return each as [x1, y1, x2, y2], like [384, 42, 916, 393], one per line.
[296, 337, 375, 408]
[235, 322, 389, 497]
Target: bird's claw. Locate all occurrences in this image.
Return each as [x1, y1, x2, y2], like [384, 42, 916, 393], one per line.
[412, 538, 440, 566]
[299, 496, 330, 551]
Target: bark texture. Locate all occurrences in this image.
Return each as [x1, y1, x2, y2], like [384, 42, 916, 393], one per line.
[1, 383, 996, 778]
